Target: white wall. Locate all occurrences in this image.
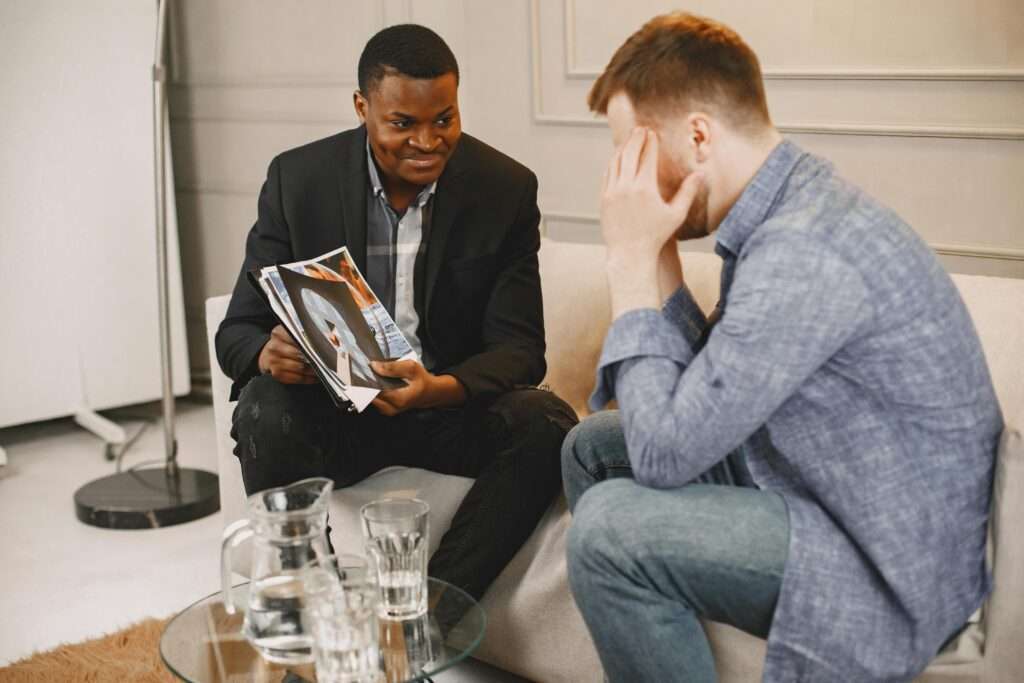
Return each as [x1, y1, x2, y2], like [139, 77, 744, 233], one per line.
[1, 0, 189, 427]
[169, 0, 1024, 385]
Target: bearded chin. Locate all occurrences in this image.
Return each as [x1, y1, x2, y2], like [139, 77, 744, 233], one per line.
[675, 198, 710, 241]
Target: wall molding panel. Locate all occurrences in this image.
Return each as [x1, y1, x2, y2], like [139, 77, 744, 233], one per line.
[563, 1, 1024, 82]
[171, 78, 357, 88]
[541, 211, 1024, 263]
[533, 0, 1024, 140]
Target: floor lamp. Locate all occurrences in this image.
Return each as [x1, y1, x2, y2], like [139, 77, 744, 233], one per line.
[74, 0, 220, 529]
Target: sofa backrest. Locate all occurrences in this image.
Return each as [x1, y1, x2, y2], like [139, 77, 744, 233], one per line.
[538, 238, 1024, 426]
[538, 238, 723, 416]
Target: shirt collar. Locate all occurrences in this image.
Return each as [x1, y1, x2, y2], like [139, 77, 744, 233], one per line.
[366, 140, 437, 209]
[715, 139, 804, 257]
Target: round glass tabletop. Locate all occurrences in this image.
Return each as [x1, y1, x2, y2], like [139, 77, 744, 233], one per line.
[160, 578, 486, 683]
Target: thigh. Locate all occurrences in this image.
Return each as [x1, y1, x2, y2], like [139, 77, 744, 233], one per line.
[317, 389, 574, 485]
[231, 376, 344, 494]
[230, 377, 436, 488]
[336, 407, 472, 483]
[572, 478, 789, 638]
[443, 388, 577, 478]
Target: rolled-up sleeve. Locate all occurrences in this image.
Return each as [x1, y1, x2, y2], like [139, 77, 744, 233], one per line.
[590, 234, 873, 489]
[589, 309, 696, 410]
[663, 282, 711, 346]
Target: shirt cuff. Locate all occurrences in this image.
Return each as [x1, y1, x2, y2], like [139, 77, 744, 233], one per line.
[589, 309, 695, 411]
[662, 283, 708, 349]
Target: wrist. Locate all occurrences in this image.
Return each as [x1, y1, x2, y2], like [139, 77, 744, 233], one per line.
[422, 373, 467, 409]
[657, 243, 684, 304]
[606, 257, 661, 317]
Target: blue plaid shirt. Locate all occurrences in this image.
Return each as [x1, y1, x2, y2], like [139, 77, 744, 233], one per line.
[365, 143, 436, 365]
[592, 140, 1002, 681]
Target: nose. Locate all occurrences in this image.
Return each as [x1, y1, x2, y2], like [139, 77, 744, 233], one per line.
[409, 126, 439, 152]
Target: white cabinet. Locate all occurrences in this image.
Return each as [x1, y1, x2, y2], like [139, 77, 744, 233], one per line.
[0, 1, 189, 432]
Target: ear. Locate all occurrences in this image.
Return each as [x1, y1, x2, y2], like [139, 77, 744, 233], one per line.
[687, 112, 712, 164]
[353, 90, 368, 124]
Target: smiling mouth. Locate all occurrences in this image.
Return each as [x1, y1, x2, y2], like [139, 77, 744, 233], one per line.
[404, 155, 443, 168]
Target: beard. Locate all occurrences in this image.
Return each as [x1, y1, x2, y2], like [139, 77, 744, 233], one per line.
[674, 182, 711, 241]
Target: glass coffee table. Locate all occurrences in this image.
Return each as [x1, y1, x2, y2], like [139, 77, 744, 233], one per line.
[161, 578, 486, 682]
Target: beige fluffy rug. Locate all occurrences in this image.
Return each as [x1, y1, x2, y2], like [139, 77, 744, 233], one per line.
[0, 618, 175, 682]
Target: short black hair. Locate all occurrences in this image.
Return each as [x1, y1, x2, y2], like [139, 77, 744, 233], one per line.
[357, 24, 459, 94]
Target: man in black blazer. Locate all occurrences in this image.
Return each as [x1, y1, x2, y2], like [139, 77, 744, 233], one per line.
[216, 24, 576, 601]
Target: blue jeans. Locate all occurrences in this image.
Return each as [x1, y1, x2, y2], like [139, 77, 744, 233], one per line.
[562, 411, 790, 682]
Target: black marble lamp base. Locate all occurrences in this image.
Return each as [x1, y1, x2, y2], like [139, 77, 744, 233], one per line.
[74, 467, 220, 529]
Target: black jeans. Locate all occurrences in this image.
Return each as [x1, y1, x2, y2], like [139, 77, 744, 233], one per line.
[231, 375, 578, 601]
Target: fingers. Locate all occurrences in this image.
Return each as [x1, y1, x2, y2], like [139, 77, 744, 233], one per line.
[267, 359, 316, 382]
[274, 369, 318, 385]
[617, 127, 649, 182]
[668, 170, 705, 215]
[371, 359, 419, 379]
[269, 326, 306, 361]
[637, 129, 659, 184]
[272, 358, 312, 374]
[372, 385, 414, 416]
[371, 397, 399, 416]
[270, 324, 293, 342]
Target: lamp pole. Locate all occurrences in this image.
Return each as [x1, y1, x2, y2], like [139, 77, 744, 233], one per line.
[73, 0, 220, 529]
[153, 0, 178, 479]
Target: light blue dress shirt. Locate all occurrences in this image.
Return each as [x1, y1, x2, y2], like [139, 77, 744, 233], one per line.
[591, 140, 1002, 681]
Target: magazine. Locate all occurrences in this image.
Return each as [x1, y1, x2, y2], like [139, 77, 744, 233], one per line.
[251, 246, 419, 413]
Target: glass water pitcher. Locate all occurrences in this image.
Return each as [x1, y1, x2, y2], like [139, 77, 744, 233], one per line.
[220, 477, 334, 665]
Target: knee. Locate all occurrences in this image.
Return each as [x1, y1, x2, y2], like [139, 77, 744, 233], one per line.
[561, 412, 627, 482]
[566, 480, 638, 588]
[492, 388, 577, 434]
[232, 375, 316, 458]
[488, 389, 578, 457]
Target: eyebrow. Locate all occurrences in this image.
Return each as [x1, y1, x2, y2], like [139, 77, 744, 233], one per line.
[388, 106, 455, 119]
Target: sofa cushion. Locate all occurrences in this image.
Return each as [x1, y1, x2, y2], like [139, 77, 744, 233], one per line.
[538, 239, 723, 416]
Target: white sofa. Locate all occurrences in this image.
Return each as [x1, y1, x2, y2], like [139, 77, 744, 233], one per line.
[207, 238, 1024, 682]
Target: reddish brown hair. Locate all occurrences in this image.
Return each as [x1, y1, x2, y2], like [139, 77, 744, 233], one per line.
[588, 13, 771, 130]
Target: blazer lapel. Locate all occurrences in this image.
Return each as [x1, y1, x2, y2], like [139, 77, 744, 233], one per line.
[338, 126, 369, 272]
[424, 140, 470, 315]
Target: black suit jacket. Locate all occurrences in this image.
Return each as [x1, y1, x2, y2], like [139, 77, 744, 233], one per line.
[215, 126, 546, 403]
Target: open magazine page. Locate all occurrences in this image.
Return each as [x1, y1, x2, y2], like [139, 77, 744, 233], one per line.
[257, 277, 348, 399]
[279, 246, 417, 363]
[255, 246, 421, 413]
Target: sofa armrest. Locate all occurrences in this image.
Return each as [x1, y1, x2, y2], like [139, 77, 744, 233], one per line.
[205, 295, 247, 530]
[979, 423, 1024, 681]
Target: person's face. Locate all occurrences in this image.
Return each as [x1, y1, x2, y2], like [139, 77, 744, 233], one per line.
[354, 72, 461, 191]
[605, 92, 711, 241]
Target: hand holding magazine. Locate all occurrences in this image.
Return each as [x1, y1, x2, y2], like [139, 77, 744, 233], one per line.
[251, 246, 419, 413]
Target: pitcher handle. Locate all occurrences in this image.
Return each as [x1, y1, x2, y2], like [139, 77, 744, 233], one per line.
[221, 518, 253, 615]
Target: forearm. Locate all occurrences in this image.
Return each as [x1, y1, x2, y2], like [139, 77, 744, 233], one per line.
[215, 322, 271, 384]
[441, 344, 546, 401]
[657, 242, 685, 305]
[607, 251, 662, 319]
[422, 373, 468, 409]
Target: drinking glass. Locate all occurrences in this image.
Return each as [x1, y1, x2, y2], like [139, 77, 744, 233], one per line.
[360, 498, 430, 619]
[303, 554, 383, 683]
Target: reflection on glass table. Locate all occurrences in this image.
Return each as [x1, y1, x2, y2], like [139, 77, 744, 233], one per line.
[160, 578, 486, 683]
